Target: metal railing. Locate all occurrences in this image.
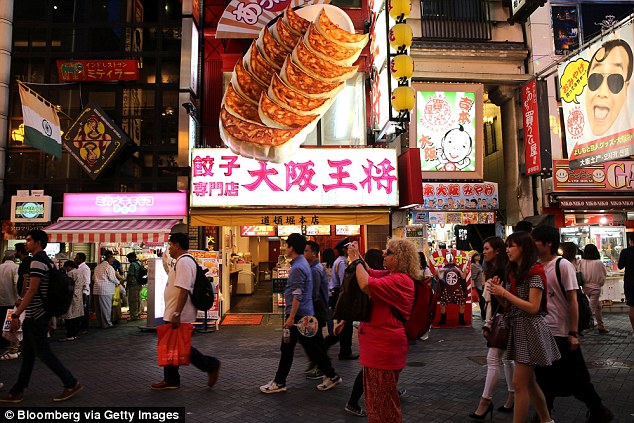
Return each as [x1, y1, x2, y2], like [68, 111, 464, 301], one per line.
[419, 0, 492, 41]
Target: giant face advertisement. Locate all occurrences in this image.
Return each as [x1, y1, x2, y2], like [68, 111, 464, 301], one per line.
[411, 83, 484, 180]
[558, 21, 634, 169]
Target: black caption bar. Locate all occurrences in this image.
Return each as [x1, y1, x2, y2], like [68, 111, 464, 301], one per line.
[1, 407, 185, 423]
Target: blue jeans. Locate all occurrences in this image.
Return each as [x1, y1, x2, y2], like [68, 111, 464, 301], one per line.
[162, 323, 220, 385]
[11, 316, 77, 394]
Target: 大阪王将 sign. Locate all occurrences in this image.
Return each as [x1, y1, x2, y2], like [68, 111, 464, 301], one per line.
[190, 148, 399, 208]
[62, 192, 187, 217]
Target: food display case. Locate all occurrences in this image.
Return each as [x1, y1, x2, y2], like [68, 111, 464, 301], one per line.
[560, 226, 591, 250]
[589, 226, 625, 271]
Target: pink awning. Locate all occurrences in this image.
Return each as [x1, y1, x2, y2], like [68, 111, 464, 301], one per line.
[43, 219, 181, 243]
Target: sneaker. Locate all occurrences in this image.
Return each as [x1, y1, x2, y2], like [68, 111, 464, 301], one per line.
[207, 363, 221, 388]
[59, 337, 77, 342]
[317, 374, 342, 391]
[0, 352, 19, 360]
[259, 380, 287, 394]
[53, 382, 83, 402]
[344, 403, 367, 417]
[0, 392, 24, 403]
[151, 381, 180, 390]
[305, 367, 325, 380]
[586, 405, 614, 423]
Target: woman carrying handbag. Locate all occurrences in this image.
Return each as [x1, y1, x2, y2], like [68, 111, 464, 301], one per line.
[488, 231, 561, 423]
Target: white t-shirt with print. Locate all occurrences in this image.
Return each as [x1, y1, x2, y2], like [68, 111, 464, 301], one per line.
[163, 254, 198, 323]
[542, 257, 579, 337]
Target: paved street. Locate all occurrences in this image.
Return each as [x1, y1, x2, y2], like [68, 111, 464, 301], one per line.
[0, 312, 632, 423]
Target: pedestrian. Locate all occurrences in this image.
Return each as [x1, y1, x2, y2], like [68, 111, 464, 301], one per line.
[325, 237, 359, 360]
[151, 232, 221, 390]
[488, 231, 559, 423]
[0, 229, 82, 403]
[14, 243, 32, 298]
[470, 252, 485, 320]
[92, 253, 119, 329]
[470, 236, 515, 418]
[303, 240, 330, 380]
[419, 252, 433, 278]
[260, 233, 341, 394]
[321, 247, 335, 336]
[344, 239, 416, 423]
[618, 233, 634, 337]
[58, 260, 84, 342]
[0, 251, 19, 355]
[580, 244, 608, 334]
[73, 252, 91, 334]
[126, 252, 143, 321]
[531, 225, 613, 423]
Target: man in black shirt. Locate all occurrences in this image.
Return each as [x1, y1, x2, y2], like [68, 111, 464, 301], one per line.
[618, 233, 634, 336]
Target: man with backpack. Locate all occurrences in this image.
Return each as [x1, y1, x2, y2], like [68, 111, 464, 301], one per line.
[126, 252, 145, 321]
[0, 230, 82, 404]
[151, 232, 220, 390]
[531, 225, 613, 423]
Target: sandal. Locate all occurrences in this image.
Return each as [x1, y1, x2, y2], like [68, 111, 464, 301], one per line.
[59, 337, 77, 342]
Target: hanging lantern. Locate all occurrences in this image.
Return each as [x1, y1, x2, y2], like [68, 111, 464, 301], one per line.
[389, 23, 413, 51]
[390, 54, 414, 82]
[388, 0, 411, 21]
[391, 86, 416, 112]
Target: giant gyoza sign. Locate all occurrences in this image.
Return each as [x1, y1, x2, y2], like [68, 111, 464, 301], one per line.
[190, 148, 399, 207]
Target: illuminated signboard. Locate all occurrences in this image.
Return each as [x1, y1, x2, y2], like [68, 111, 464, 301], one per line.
[56, 60, 140, 82]
[190, 148, 399, 207]
[421, 182, 499, 211]
[336, 225, 360, 236]
[277, 225, 303, 237]
[240, 226, 277, 237]
[63, 192, 187, 217]
[306, 225, 331, 236]
[553, 159, 634, 192]
[11, 196, 52, 223]
[411, 83, 484, 180]
[558, 24, 634, 169]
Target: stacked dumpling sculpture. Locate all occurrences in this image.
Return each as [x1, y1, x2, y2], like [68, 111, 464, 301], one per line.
[220, 6, 369, 162]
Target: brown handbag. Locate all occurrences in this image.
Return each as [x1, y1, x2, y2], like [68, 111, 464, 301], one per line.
[486, 312, 510, 350]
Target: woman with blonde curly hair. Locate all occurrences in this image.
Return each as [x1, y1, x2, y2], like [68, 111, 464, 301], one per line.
[344, 239, 418, 423]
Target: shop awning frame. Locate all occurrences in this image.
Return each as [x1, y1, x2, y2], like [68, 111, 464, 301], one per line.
[190, 208, 391, 227]
[43, 218, 182, 243]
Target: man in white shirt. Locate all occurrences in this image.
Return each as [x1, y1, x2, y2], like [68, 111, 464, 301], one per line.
[92, 254, 119, 329]
[0, 251, 19, 356]
[531, 226, 613, 423]
[73, 253, 91, 333]
[151, 232, 220, 390]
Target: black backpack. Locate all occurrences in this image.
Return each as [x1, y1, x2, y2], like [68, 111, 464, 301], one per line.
[138, 263, 148, 285]
[181, 255, 215, 311]
[39, 258, 75, 317]
[555, 257, 594, 333]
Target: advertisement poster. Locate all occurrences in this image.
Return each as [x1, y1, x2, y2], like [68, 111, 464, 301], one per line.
[551, 5, 579, 56]
[558, 22, 634, 169]
[522, 80, 542, 175]
[56, 60, 139, 82]
[553, 159, 634, 192]
[63, 103, 130, 180]
[421, 182, 499, 211]
[189, 250, 221, 321]
[412, 83, 484, 179]
[580, 3, 634, 43]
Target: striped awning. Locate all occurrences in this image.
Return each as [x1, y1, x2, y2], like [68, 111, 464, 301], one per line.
[43, 219, 181, 243]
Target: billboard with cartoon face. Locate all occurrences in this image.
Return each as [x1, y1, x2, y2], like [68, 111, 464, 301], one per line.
[558, 21, 634, 169]
[410, 83, 484, 180]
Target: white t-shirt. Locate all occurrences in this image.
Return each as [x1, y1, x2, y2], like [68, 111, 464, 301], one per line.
[542, 257, 579, 337]
[164, 254, 198, 323]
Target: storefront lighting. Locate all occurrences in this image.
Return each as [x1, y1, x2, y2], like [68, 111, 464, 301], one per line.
[391, 86, 416, 112]
[388, 0, 411, 21]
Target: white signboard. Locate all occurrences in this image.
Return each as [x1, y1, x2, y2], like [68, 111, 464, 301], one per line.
[190, 148, 399, 207]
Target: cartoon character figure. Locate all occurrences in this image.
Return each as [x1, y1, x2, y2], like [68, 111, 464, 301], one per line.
[436, 125, 473, 171]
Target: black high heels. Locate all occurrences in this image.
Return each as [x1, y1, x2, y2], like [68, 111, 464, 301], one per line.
[498, 405, 514, 413]
[469, 402, 494, 420]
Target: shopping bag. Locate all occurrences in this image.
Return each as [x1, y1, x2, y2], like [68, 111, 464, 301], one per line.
[2, 308, 24, 342]
[471, 288, 480, 303]
[156, 323, 193, 366]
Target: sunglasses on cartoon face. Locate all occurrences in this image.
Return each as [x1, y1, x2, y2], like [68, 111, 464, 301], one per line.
[587, 72, 626, 94]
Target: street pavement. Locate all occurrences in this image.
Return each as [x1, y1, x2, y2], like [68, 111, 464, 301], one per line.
[0, 311, 632, 423]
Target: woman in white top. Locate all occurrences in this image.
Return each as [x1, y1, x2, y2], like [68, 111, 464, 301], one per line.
[580, 244, 608, 334]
